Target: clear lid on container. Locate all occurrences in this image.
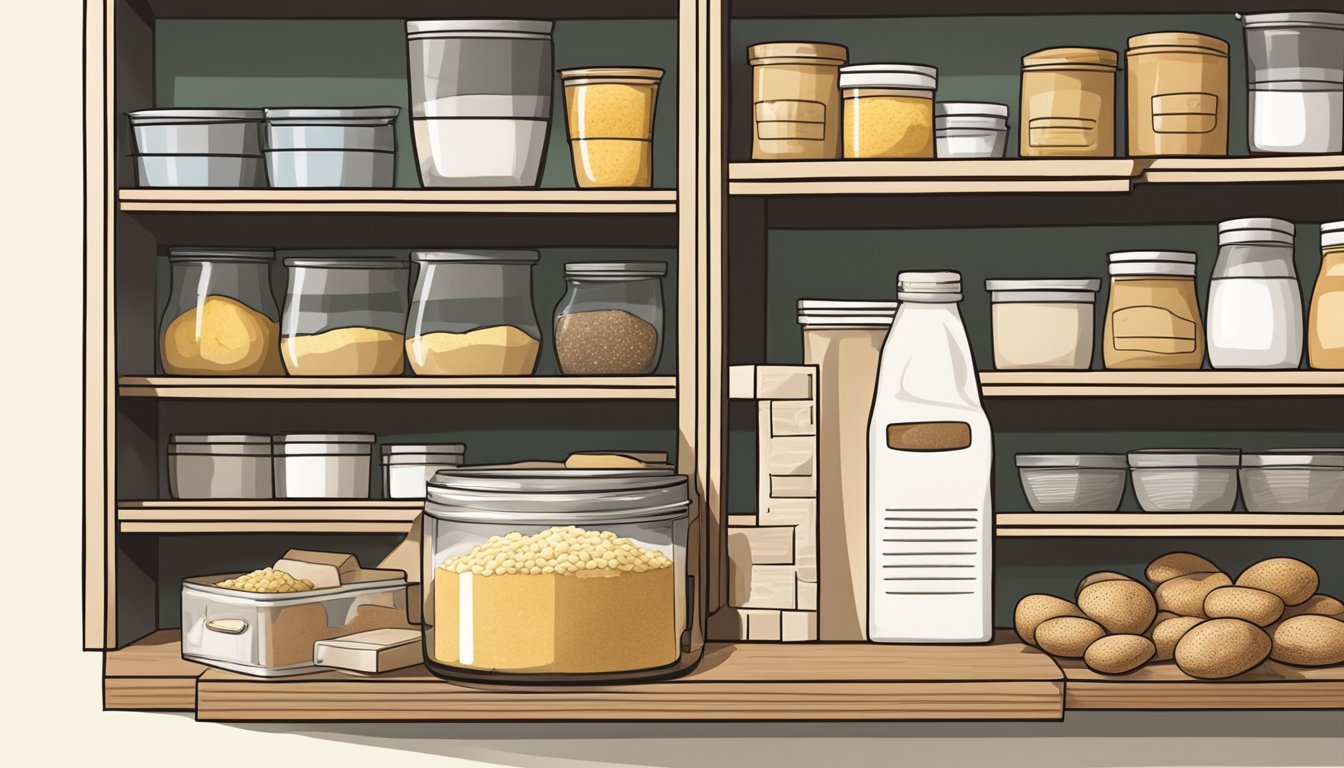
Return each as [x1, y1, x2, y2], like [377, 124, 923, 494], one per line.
[559, 67, 665, 85]
[1240, 12, 1344, 30]
[564, 262, 667, 280]
[1128, 449, 1241, 468]
[1243, 453, 1344, 468]
[128, 108, 264, 122]
[263, 106, 400, 124]
[898, 271, 961, 303]
[1022, 47, 1119, 70]
[1323, 221, 1344, 249]
[412, 250, 540, 264]
[796, 299, 899, 327]
[1218, 217, 1295, 246]
[985, 279, 1100, 303]
[283, 257, 407, 269]
[1127, 32, 1230, 56]
[839, 64, 937, 91]
[426, 467, 691, 524]
[1108, 251, 1198, 277]
[1016, 453, 1127, 469]
[748, 42, 848, 66]
[406, 19, 554, 40]
[169, 248, 275, 263]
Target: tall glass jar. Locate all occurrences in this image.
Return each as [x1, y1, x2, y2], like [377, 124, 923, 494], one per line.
[1309, 221, 1344, 369]
[160, 248, 282, 375]
[1208, 218, 1303, 369]
[406, 251, 541, 376]
[554, 262, 666, 375]
[281, 258, 408, 376]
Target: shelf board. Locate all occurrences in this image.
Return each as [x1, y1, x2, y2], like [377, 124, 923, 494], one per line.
[997, 513, 1344, 538]
[142, 0, 678, 20]
[731, 1, 1317, 18]
[118, 501, 421, 534]
[118, 189, 677, 215]
[1143, 155, 1344, 185]
[979, 371, 1344, 398]
[104, 630, 204, 711]
[729, 159, 1138, 196]
[117, 376, 678, 401]
[1059, 658, 1344, 710]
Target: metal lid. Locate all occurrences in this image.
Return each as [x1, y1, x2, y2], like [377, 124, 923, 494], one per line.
[276, 434, 376, 444]
[1323, 221, 1344, 249]
[128, 108, 264, 121]
[1128, 449, 1241, 468]
[406, 19, 553, 39]
[1241, 12, 1344, 30]
[426, 467, 691, 525]
[935, 102, 1010, 119]
[985, 279, 1100, 292]
[898, 271, 961, 302]
[564, 261, 667, 279]
[412, 250, 540, 264]
[1022, 47, 1118, 70]
[264, 106, 400, 123]
[1243, 453, 1344, 468]
[381, 443, 466, 456]
[171, 434, 271, 445]
[283, 257, 407, 269]
[559, 67, 664, 83]
[1127, 32, 1230, 56]
[748, 42, 848, 65]
[839, 64, 938, 91]
[169, 248, 275, 262]
[1016, 453, 1127, 469]
[797, 299, 899, 327]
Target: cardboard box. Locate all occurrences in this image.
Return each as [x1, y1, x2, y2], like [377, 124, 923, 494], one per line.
[314, 628, 424, 674]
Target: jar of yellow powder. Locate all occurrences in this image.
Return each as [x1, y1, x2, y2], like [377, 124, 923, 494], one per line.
[406, 251, 541, 376]
[839, 64, 938, 159]
[281, 257, 408, 376]
[560, 67, 663, 188]
[160, 248, 282, 375]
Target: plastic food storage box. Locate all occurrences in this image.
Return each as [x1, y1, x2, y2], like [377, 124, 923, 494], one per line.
[1241, 452, 1344, 513]
[263, 107, 400, 187]
[381, 443, 466, 499]
[1129, 449, 1241, 512]
[168, 434, 273, 500]
[273, 433, 375, 499]
[1016, 454, 1127, 512]
[128, 108, 266, 187]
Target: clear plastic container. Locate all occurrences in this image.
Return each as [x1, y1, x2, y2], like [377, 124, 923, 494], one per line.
[406, 251, 541, 376]
[273, 433, 375, 499]
[160, 248, 282, 375]
[169, 434, 273, 500]
[935, 102, 1010, 159]
[1016, 454, 1127, 512]
[422, 466, 696, 682]
[1242, 12, 1344, 153]
[263, 107, 399, 188]
[281, 258, 408, 376]
[839, 64, 937, 159]
[1208, 218, 1303, 370]
[1241, 452, 1344, 513]
[1128, 449, 1241, 512]
[381, 443, 466, 500]
[554, 262, 666, 375]
[128, 108, 266, 187]
[560, 68, 664, 188]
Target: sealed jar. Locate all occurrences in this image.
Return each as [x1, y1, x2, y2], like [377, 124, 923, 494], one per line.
[839, 64, 937, 159]
[274, 433, 375, 499]
[406, 251, 541, 376]
[1019, 47, 1118, 157]
[560, 67, 664, 188]
[1127, 32, 1230, 157]
[986, 279, 1100, 370]
[935, 102, 1010, 159]
[1242, 12, 1344, 154]
[281, 258, 408, 376]
[382, 443, 466, 500]
[169, 434, 273, 500]
[1104, 251, 1204, 370]
[554, 262, 665, 375]
[1309, 221, 1344, 369]
[423, 466, 697, 682]
[160, 248, 282, 375]
[748, 42, 848, 160]
[1208, 218, 1303, 370]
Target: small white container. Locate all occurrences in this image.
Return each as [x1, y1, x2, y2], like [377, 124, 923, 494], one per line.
[168, 434, 273, 500]
[1129, 449, 1241, 513]
[1208, 218, 1303, 370]
[1016, 454, 1127, 512]
[381, 444, 466, 499]
[1242, 452, 1344, 513]
[986, 279, 1100, 369]
[935, 102, 1010, 158]
[274, 434, 375, 499]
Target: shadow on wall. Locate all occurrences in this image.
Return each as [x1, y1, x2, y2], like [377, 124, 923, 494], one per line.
[221, 711, 1344, 768]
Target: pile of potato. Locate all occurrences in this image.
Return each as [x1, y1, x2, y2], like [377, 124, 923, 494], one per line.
[1015, 552, 1344, 678]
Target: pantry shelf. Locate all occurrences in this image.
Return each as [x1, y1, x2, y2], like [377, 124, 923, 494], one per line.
[117, 501, 421, 534]
[139, 0, 679, 20]
[1058, 658, 1344, 710]
[731, 1, 1318, 18]
[1142, 155, 1344, 185]
[978, 371, 1344, 398]
[728, 159, 1140, 196]
[117, 189, 678, 215]
[104, 630, 204, 711]
[116, 376, 678, 400]
[996, 513, 1344, 539]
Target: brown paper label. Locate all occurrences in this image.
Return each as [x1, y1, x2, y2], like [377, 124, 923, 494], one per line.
[1028, 117, 1097, 147]
[1112, 306, 1197, 354]
[1152, 92, 1218, 134]
[886, 421, 972, 452]
[756, 100, 826, 141]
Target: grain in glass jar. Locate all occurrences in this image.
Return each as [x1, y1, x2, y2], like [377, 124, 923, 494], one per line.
[748, 42, 848, 160]
[1126, 32, 1230, 157]
[160, 248, 282, 375]
[554, 262, 665, 375]
[1309, 221, 1344, 369]
[281, 258, 408, 376]
[561, 67, 663, 188]
[1019, 47, 1118, 157]
[839, 64, 937, 159]
[1103, 251, 1204, 370]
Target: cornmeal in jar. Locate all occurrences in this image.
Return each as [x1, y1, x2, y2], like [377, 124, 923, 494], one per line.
[162, 295, 282, 375]
[843, 89, 934, 158]
[283, 327, 405, 375]
[406, 325, 540, 375]
[563, 69, 661, 188]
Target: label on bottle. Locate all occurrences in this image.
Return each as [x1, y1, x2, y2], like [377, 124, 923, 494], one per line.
[886, 421, 972, 452]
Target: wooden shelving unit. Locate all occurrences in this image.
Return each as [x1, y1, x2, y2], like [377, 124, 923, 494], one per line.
[118, 189, 678, 215]
[1058, 658, 1344, 711]
[117, 501, 421, 534]
[118, 376, 679, 400]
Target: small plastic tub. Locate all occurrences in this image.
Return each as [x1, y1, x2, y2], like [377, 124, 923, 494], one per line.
[128, 109, 266, 187]
[560, 68, 664, 188]
[935, 102, 1010, 158]
[986, 279, 1100, 370]
[1129, 449, 1241, 512]
[839, 64, 938, 158]
[1241, 452, 1344, 513]
[263, 107, 400, 188]
[169, 434, 273, 500]
[381, 444, 466, 500]
[1016, 454, 1127, 512]
[274, 434, 375, 499]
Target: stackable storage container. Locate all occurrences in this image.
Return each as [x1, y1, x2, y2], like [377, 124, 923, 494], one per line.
[263, 107, 399, 187]
[1242, 12, 1344, 154]
[128, 109, 266, 187]
[748, 42, 848, 160]
[1126, 33, 1230, 157]
[1019, 48, 1117, 157]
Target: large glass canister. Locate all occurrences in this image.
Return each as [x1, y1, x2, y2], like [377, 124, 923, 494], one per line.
[160, 248, 282, 375]
[1207, 218, 1303, 370]
[422, 466, 698, 683]
[281, 258, 408, 376]
[406, 251, 541, 376]
[554, 262, 666, 375]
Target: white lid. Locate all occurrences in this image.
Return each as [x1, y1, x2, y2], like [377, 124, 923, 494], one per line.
[1218, 217, 1295, 246]
[381, 443, 466, 456]
[797, 299, 900, 327]
[985, 279, 1100, 292]
[898, 271, 961, 302]
[1241, 12, 1344, 30]
[1323, 221, 1344, 248]
[128, 108, 263, 121]
[1109, 251, 1198, 277]
[276, 434, 376, 444]
[1128, 449, 1241, 468]
[935, 102, 1009, 119]
[1243, 453, 1344, 468]
[839, 64, 937, 91]
[1109, 251, 1197, 264]
[406, 19, 553, 39]
[1016, 453, 1127, 469]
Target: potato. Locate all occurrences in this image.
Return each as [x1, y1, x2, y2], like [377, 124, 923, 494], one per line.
[1078, 577, 1156, 634]
[1174, 618, 1271, 679]
[1075, 571, 1131, 598]
[1151, 615, 1203, 661]
[1035, 616, 1107, 658]
[1269, 615, 1344, 667]
[1203, 586, 1285, 627]
[1146, 552, 1220, 585]
[1014, 594, 1085, 647]
[1236, 557, 1318, 606]
[1156, 571, 1232, 617]
[1084, 634, 1155, 675]
[1281, 594, 1344, 620]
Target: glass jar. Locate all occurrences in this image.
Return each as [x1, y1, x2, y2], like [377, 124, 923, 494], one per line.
[1207, 218, 1303, 370]
[160, 248, 282, 375]
[554, 262, 666, 375]
[839, 64, 937, 159]
[422, 466, 697, 683]
[406, 251, 541, 376]
[1103, 251, 1205, 370]
[281, 258, 408, 376]
[1309, 221, 1344, 369]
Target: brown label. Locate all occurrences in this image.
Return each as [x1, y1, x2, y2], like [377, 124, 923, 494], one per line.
[886, 421, 972, 452]
[756, 100, 826, 141]
[1112, 306, 1197, 354]
[1152, 92, 1218, 134]
[1028, 117, 1097, 147]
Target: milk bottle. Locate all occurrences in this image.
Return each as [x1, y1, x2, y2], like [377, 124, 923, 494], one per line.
[868, 271, 992, 643]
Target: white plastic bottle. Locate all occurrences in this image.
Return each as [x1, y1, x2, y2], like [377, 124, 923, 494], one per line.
[868, 271, 993, 643]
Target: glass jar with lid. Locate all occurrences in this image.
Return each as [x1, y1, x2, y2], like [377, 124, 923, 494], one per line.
[405, 250, 541, 376]
[1103, 251, 1205, 370]
[160, 248, 282, 375]
[1208, 218, 1303, 370]
[422, 466, 697, 683]
[1310, 220, 1344, 369]
[281, 258, 408, 376]
[554, 262, 666, 375]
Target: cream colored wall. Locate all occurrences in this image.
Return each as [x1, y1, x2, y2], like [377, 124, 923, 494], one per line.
[0, 2, 1340, 766]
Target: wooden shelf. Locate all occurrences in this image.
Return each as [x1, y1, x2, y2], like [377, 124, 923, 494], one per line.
[729, 159, 1138, 196]
[118, 376, 678, 401]
[142, 0, 678, 20]
[979, 371, 1344, 398]
[118, 189, 677, 215]
[1059, 658, 1344, 710]
[1143, 155, 1344, 185]
[996, 513, 1344, 538]
[104, 630, 204, 711]
[118, 501, 421, 534]
[731, 1, 1317, 18]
